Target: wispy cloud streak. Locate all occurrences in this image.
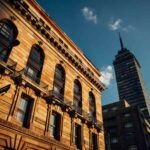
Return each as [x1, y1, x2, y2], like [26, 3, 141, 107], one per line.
[81, 6, 98, 24]
[108, 18, 135, 32]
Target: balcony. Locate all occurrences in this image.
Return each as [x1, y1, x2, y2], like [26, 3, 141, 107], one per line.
[73, 104, 82, 115]
[6, 0, 105, 91]
[0, 57, 17, 74]
[45, 90, 73, 111]
[45, 90, 64, 103]
[13, 68, 48, 94]
[88, 116, 103, 131]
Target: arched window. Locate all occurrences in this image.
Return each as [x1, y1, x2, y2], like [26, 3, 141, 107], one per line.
[53, 64, 65, 99]
[74, 79, 82, 114]
[25, 44, 44, 83]
[89, 92, 96, 119]
[0, 19, 18, 61]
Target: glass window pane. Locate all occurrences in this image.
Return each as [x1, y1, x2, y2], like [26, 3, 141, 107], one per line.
[111, 137, 118, 143]
[50, 127, 55, 136]
[50, 114, 56, 126]
[0, 48, 7, 60]
[19, 98, 28, 111]
[50, 112, 59, 138]
[124, 122, 133, 128]
[17, 110, 25, 122]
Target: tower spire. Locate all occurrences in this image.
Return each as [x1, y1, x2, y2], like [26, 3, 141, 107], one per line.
[119, 32, 124, 50]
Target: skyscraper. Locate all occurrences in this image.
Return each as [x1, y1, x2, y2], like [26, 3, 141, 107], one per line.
[113, 34, 150, 119]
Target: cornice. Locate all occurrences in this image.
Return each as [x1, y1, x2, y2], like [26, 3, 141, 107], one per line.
[5, 0, 105, 91]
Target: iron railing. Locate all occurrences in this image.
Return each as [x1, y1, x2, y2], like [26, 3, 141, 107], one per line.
[0, 57, 17, 71]
[89, 115, 103, 129]
[46, 90, 64, 102]
[18, 68, 48, 90]
[46, 90, 73, 108]
[7, 0, 104, 90]
[72, 104, 82, 115]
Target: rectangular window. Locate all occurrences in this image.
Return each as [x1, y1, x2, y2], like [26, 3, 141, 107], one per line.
[17, 95, 33, 128]
[92, 133, 98, 150]
[125, 133, 135, 141]
[124, 122, 133, 128]
[73, 124, 81, 149]
[123, 113, 131, 117]
[128, 145, 137, 150]
[49, 112, 61, 140]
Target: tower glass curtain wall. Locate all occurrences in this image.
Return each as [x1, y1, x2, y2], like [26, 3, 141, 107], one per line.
[113, 34, 150, 119]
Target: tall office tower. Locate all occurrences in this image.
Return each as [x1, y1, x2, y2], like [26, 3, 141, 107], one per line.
[113, 34, 150, 119]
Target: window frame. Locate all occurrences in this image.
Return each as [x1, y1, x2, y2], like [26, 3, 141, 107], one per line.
[73, 79, 82, 114]
[0, 19, 18, 62]
[17, 94, 33, 128]
[91, 133, 98, 150]
[53, 64, 65, 99]
[49, 111, 61, 141]
[72, 123, 82, 149]
[25, 44, 44, 83]
[89, 92, 96, 119]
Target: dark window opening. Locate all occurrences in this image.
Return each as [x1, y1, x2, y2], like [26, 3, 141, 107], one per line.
[0, 19, 18, 62]
[53, 64, 65, 100]
[74, 79, 82, 114]
[17, 94, 33, 128]
[73, 124, 82, 149]
[92, 133, 98, 150]
[49, 112, 61, 140]
[125, 132, 136, 142]
[89, 92, 96, 120]
[25, 45, 44, 83]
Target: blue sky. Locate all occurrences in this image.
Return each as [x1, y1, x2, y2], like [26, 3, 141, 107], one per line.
[36, 0, 150, 105]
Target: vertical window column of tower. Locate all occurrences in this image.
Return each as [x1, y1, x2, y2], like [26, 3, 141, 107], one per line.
[0, 19, 18, 62]
[73, 79, 82, 115]
[17, 94, 33, 128]
[49, 111, 61, 140]
[53, 64, 65, 101]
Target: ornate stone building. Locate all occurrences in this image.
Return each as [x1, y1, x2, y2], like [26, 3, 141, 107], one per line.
[0, 0, 105, 150]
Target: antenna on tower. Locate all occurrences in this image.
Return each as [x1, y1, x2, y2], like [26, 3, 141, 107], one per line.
[119, 32, 124, 50]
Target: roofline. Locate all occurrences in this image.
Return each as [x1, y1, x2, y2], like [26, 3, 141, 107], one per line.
[26, 0, 101, 76]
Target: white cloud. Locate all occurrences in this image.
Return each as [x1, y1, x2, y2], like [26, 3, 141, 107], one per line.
[81, 6, 98, 24]
[100, 65, 113, 86]
[122, 25, 135, 32]
[108, 18, 135, 32]
[108, 18, 122, 31]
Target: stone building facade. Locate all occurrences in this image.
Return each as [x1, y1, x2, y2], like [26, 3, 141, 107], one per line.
[0, 0, 105, 150]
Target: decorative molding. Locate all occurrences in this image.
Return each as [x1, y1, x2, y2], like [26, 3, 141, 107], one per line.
[77, 76, 80, 79]
[59, 60, 64, 64]
[38, 41, 43, 46]
[0, 118, 75, 150]
[10, 16, 16, 21]
[5, 0, 105, 92]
